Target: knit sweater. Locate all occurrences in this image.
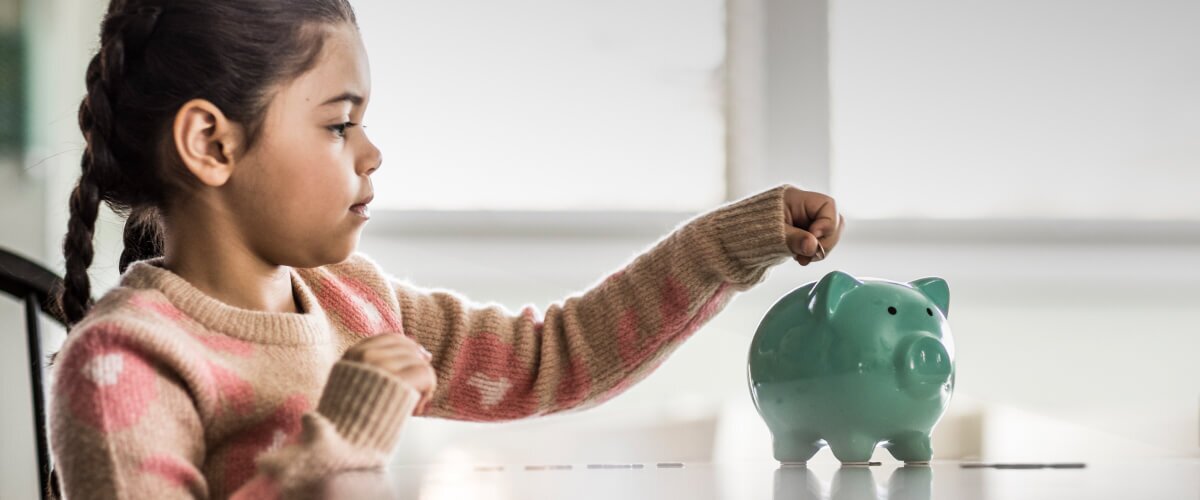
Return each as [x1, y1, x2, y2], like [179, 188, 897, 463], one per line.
[49, 184, 795, 499]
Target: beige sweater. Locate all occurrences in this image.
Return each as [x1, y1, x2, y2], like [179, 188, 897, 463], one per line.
[49, 185, 795, 499]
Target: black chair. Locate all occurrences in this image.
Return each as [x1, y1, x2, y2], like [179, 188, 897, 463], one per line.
[0, 247, 73, 500]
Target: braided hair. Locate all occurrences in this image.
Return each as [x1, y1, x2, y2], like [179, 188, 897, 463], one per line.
[56, 0, 358, 329]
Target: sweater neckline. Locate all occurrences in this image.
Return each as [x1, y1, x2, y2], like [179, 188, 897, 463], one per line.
[120, 257, 332, 345]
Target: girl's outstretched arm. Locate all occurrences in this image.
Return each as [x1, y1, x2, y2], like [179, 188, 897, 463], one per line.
[390, 184, 796, 421]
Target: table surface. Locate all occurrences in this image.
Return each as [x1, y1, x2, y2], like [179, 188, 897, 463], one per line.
[312, 458, 1200, 500]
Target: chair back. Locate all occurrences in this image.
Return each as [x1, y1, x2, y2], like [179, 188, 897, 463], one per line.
[0, 247, 72, 499]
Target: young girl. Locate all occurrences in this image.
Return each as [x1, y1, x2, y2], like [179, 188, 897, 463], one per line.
[50, 1, 844, 498]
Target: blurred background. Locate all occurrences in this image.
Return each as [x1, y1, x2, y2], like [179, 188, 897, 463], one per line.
[1, 0, 1197, 498]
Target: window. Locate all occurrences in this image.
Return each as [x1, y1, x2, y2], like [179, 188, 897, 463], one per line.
[829, 0, 1199, 220]
[355, 0, 728, 212]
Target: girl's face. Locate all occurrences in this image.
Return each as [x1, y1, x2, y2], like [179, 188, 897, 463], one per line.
[225, 23, 382, 268]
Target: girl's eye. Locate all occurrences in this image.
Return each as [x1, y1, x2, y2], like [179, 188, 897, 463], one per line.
[328, 121, 359, 138]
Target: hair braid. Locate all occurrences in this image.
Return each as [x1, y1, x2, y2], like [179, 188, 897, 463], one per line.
[58, 172, 102, 328]
[56, 8, 159, 327]
[119, 205, 164, 274]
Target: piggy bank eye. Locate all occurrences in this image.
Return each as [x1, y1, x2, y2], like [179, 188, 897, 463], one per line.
[926, 308, 933, 316]
[887, 306, 897, 315]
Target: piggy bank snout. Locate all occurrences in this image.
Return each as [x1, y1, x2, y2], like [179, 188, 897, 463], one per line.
[894, 334, 953, 399]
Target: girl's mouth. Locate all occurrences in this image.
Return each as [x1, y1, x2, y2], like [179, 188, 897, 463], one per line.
[350, 204, 371, 219]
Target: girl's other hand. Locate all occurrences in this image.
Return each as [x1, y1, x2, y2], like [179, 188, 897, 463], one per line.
[782, 186, 845, 266]
[341, 334, 437, 415]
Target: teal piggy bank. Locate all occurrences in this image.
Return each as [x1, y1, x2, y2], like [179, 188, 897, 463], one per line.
[748, 271, 955, 465]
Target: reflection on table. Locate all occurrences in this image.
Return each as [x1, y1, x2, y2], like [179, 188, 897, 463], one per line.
[774, 464, 931, 500]
[303, 459, 1198, 500]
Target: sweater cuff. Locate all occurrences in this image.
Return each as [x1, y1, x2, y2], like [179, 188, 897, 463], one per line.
[689, 184, 794, 286]
[317, 360, 419, 454]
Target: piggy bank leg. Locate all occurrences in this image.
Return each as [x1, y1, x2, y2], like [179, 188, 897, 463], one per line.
[826, 432, 878, 464]
[772, 429, 824, 465]
[883, 433, 933, 464]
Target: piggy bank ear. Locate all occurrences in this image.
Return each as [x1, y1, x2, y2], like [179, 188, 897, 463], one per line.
[810, 270, 863, 319]
[909, 277, 950, 317]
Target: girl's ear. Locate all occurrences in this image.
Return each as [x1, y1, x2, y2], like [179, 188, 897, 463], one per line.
[172, 99, 243, 187]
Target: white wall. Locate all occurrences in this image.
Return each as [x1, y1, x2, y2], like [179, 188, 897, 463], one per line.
[829, 0, 1200, 220]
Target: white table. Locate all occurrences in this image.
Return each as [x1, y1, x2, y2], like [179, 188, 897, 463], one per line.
[323, 459, 1200, 500]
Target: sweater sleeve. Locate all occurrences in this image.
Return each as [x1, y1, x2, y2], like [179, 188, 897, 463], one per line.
[50, 324, 419, 500]
[392, 184, 794, 421]
[242, 360, 420, 499]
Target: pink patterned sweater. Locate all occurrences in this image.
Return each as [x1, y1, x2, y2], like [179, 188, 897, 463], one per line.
[50, 185, 795, 499]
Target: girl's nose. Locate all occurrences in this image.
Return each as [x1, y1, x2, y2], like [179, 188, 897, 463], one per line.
[359, 140, 383, 175]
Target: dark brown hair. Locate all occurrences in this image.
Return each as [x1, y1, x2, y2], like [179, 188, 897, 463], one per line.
[56, 0, 358, 328]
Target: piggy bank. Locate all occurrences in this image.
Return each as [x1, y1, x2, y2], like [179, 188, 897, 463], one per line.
[748, 270, 955, 465]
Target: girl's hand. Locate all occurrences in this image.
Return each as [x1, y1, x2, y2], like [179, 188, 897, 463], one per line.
[783, 186, 845, 266]
[342, 333, 437, 415]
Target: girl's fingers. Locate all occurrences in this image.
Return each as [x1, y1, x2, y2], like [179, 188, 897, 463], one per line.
[405, 387, 426, 416]
[782, 187, 843, 264]
[414, 376, 437, 415]
[344, 334, 404, 360]
[359, 332, 425, 351]
[379, 357, 433, 377]
[358, 346, 419, 366]
[804, 198, 839, 237]
[355, 333, 407, 348]
[362, 343, 433, 363]
[784, 225, 821, 259]
[341, 334, 438, 416]
[360, 354, 436, 387]
[810, 214, 845, 253]
[785, 188, 837, 231]
[400, 363, 438, 391]
[808, 216, 836, 242]
[413, 392, 426, 415]
[417, 387, 435, 415]
[347, 334, 433, 361]
[400, 374, 434, 416]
